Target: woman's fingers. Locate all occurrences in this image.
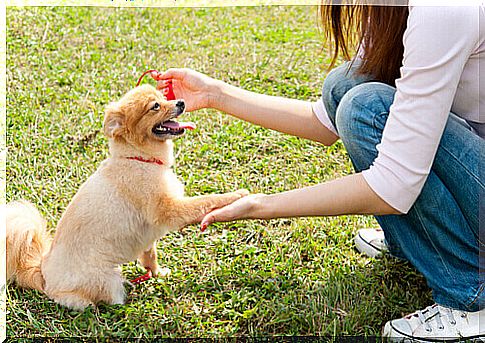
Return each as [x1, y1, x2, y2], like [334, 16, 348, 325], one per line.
[158, 68, 187, 81]
[150, 71, 159, 80]
[200, 203, 240, 231]
[156, 80, 170, 90]
[200, 195, 257, 231]
[200, 208, 224, 231]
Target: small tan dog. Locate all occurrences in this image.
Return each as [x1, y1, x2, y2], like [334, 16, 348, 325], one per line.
[7, 84, 248, 310]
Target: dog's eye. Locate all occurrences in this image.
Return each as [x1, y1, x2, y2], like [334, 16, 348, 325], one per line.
[151, 102, 160, 111]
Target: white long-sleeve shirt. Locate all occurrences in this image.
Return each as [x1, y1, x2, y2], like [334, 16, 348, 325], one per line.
[312, 6, 484, 214]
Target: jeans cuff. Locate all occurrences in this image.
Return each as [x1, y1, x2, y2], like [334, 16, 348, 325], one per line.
[464, 282, 485, 311]
[434, 283, 485, 312]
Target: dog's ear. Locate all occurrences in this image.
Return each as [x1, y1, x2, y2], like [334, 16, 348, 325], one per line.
[103, 102, 125, 138]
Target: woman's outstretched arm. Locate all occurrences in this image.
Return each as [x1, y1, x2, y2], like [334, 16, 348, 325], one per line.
[200, 173, 400, 230]
[158, 68, 339, 145]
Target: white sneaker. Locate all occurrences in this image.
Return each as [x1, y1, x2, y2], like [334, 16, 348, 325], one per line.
[354, 227, 388, 258]
[383, 304, 485, 342]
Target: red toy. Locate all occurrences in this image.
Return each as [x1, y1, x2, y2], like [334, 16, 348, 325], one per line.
[136, 69, 176, 101]
[130, 268, 152, 285]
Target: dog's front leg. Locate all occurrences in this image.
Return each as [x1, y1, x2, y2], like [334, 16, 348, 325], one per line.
[158, 189, 249, 229]
[138, 242, 160, 276]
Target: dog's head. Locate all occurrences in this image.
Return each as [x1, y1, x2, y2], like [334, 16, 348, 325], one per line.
[103, 85, 194, 149]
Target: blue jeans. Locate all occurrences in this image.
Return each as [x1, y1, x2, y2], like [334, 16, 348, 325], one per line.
[321, 61, 484, 312]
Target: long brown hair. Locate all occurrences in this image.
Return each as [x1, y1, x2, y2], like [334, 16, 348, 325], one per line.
[319, 5, 409, 86]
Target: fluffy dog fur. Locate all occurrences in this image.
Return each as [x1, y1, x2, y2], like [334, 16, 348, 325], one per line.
[7, 85, 248, 310]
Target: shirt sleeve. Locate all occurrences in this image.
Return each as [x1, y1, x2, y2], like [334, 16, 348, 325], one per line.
[312, 99, 339, 136]
[362, 6, 479, 214]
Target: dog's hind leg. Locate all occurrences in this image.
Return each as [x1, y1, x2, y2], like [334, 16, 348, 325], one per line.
[138, 242, 160, 276]
[50, 290, 94, 311]
[105, 281, 125, 305]
[100, 270, 126, 305]
[48, 274, 125, 309]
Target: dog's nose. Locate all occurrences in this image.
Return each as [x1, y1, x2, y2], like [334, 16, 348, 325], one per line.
[176, 100, 185, 113]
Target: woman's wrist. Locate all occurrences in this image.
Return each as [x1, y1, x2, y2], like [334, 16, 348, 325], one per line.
[248, 193, 270, 219]
[206, 79, 227, 110]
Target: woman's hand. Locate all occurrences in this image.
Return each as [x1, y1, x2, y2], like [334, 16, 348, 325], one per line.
[157, 68, 221, 112]
[200, 194, 265, 231]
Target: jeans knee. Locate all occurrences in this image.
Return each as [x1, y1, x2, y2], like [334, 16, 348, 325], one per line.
[322, 62, 352, 95]
[322, 62, 356, 126]
[335, 82, 395, 171]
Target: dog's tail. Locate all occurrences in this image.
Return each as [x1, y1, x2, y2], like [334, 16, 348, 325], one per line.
[6, 200, 51, 292]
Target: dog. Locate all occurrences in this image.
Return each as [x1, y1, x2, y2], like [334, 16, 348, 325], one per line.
[6, 84, 248, 310]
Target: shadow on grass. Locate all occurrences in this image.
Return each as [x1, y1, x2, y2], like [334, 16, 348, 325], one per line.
[7, 254, 432, 338]
[180, 255, 433, 336]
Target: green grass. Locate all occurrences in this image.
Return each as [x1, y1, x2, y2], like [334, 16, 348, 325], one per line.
[6, 6, 432, 338]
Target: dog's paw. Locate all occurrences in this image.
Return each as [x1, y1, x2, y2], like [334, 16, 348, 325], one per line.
[150, 266, 171, 278]
[54, 294, 94, 311]
[149, 265, 160, 277]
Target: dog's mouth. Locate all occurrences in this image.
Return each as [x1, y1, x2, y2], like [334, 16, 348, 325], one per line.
[152, 120, 196, 138]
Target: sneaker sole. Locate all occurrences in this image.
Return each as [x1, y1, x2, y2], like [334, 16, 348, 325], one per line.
[385, 321, 485, 342]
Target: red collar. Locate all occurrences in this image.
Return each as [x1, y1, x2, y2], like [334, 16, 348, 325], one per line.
[126, 156, 164, 166]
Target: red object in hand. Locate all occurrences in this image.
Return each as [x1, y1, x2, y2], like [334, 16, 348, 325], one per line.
[136, 69, 176, 101]
[163, 80, 176, 101]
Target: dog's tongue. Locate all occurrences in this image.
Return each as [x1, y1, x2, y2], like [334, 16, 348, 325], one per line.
[162, 121, 196, 130]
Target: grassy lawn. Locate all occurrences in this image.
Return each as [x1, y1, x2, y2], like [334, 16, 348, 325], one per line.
[6, 6, 432, 338]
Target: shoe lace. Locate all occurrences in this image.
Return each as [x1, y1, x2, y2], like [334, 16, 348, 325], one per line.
[411, 304, 457, 332]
